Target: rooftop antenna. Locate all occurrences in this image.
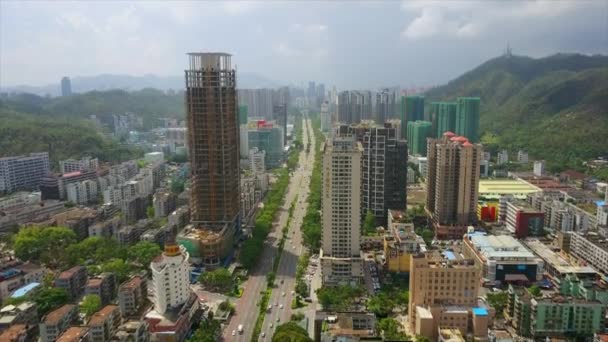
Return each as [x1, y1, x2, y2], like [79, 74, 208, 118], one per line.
[505, 42, 513, 58]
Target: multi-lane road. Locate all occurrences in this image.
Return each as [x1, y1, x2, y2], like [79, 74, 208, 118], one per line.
[221, 117, 316, 341]
[260, 118, 316, 339]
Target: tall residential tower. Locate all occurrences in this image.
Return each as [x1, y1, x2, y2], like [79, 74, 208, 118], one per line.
[184, 53, 240, 266]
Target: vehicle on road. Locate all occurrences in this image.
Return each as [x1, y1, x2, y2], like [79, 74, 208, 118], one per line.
[238, 325, 243, 334]
[262, 332, 266, 337]
[270, 323, 273, 328]
[282, 292, 285, 296]
[277, 317, 280, 322]
[232, 330, 236, 336]
[280, 279, 284, 284]
[291, 290, 295, 295]
[279, 304, 283, 309]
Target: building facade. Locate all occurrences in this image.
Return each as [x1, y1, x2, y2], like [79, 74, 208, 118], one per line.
[407, 120, 433, 156]
[150, 240, 190, 314]
[455, 97, 480, 143]
[375, 89, 395, 124]
[0, 153, 50, 193]
[431, 102, 457, 138]
[426, 132, 482, 239]
[320, 136, 363, 285]
[185, 53, 240, 266]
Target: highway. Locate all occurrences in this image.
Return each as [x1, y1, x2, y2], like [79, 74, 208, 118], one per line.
[259, 118, 316, 340]
[221, 117, 315, 341]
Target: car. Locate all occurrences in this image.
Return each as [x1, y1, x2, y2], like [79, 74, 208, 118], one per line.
[262, 332, 266, 337]
[282, 292, 286, 296]
[291, 290, 295, 295]
[275, 302, 278, 306]
[231, 330, 236, 336]
[270, 323, 273, 328]
[277, 317, 280, 322]
[280, 304, 284, 309]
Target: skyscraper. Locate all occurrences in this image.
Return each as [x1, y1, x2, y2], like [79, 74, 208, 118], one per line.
[407, 121, 433, 156]
[272, 104, 287, 144]
[455, 97, 480, 142]
[337, 91, 372, 124]
[375, 89, 396, 124]
[184, 52, 240, 266]
[400, 95, 425, 138]
[320, 136, 363, 285]
[426, 132, 482, 239]
[61, 76, 72, 97]
[337, 122, 408, 226]
[431, 102, 457, 138]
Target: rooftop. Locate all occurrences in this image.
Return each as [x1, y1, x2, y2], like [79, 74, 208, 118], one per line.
[524, 239, 596, 275]
[88, 305, 118, 326]
[478, 179, 541, 199]
[0, 324, 27, 341]
[120, 276, 143, 290]
[43, 304, 76, 325]
[10, 282, 40, 298]
[57, 327, 89, 342]
[466, 233, 537, 260]
[58, 266, 84, 280]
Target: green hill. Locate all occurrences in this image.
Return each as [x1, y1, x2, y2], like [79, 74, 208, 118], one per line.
[425, 53, 608, 171]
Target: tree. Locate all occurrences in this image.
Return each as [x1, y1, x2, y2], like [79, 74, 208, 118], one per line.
[128, 241, 162, 266]
[66, 237, 126, 266]
[486, 291, 508, 315]
[13, 226, 77, 267]
[272, 322, 312, 342]
[415, 335, 431, 342]
[80, 294, 102, 318]
[218, 300, 235, 314]
[363, 209, 376, 235]
[188, 319, 221, 342]
[170, 177, 185, 194]
[377, 318, 408, 340]
[34, 287, 69, 315]
[100, 259, 132, 283]
[146, 206, 155, 219]
[316, 285, 364, 311]
[528, 285, 541, 297]
[199, 268, 233, 293]
[295, 279, 308, 297]
[367, 292, 396, 318]
[266, 271, 276, 287]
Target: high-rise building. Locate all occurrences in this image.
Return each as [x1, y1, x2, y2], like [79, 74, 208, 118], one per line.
[375, 89, 395, 124]
[0, 152, 50, 193]
[238, 105, 248, 125]
[237, 88, 274, 119]
[184, 52, 240, 266]
[273, 104, 288, 144]
[400, 95, 425, 137]
[320, 100, 331, 132]
[407, 121, 433, 156]
[320, 136, 363, 285]
[426, 132, 482, 239]
[455, 97, 480, 143]
[307, 81, 316, 104]
[150, 237, 190, 314]
[431, 102, 457, 138]
[497, 150, 509, 165]
[61, 76, 72, 97]
[338, 91, 372, 124]
[336, 123, 408, 226]
[248, 121, 284, 168]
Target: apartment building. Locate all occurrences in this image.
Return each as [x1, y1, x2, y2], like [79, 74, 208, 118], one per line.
[39, 304, 78, 342]
[320, 136, 364, 285]
[88, 305, 121, 342]
[0, 261, 44, 304]
[383, 209, 426, 273]
[505, 200, 545, 238]
[426, 132, 482, 239]
[153, 190, 177, 218]
[112, 321, 149, 342]
[561, 232, 608, 275]
[85, 273, 117, 306]
[67, 179, 99, 205]
[58, 170, 98, 200]
[118, 276, 147, 318]
[57, 327, 91, 342]
[60, 157, 99, 174]
[54, 266, 87, 300]
[0, 152, 50, 193]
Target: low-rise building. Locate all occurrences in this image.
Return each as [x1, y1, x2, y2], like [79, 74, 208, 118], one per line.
[32, 207, 99, 241]
[111, 321, 150, 342]
[153, 190, 176, 219]
[0, 200, 66, 233]
[167, 206, 189, 230]
[88, 305, 121, 342]
[0, 302, 38, 331]
[0, 261, 44, 304]
[383, 209, 426, 273]
[463, 232, 543, 285]
[0, 324, 29, 342]
[313, 311, 377, 342]
[505, 200, 544, 238]
[118, 276, 147, 318]
[88, 216, 122, 239]
[524, 239, 596, 281]
[55, 266, 87, 300]
[85, 273, 117, 306]
[58, 170, 98, 200]
[0, 191, 41, 211]
[145, 293, 200, 342]
[561, 232, 608, 275]
[39, 304, 78, 342]
[60, 157, 99, 174]
[57, 326, 91, 342]
[505, 284, 606, 338]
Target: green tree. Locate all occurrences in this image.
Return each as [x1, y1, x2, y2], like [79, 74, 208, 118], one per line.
[100, 259, 132, 283]
[170, 177, 185, 194]
[188, 319, 221, 342]
[486, 291, 508, 315]
[266, 271, 276, 287]
[199, 268, 234, 293]
[65, 237, 126, 266]
[34, 287, 69, 316]
[272, 322, 312, 342]
[80, 294, 102, 318]
[367, 292, 396, 318]
[316, 285, 364, 311]
[146, 206, 155, 219]
[528, 285, 541, 297]
[12, 226, 76, 267]
[377, 318, 408, 340]
[128, 241, 162, 266]
[218, 300, 235, 314]
[363, 209, 376, 235]
[415, 335, 431, 342]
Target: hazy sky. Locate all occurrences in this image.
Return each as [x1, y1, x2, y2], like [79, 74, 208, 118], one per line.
[1, 1, 607, 89]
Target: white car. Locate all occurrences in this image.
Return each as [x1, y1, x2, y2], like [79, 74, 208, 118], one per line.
[291, 290, 295, 295]
[282, 292, 286, 296]
[279, 304, 284, 309]
[262, 332, 266, 337]
[231, 330, 236, 336]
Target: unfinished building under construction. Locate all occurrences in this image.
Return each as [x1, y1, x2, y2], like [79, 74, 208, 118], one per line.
[183, 52, 240, 266]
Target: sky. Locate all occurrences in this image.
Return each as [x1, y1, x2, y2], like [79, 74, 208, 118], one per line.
[1, 0, 607, 89]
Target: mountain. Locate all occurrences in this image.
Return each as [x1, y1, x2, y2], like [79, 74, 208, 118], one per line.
[425, 53, 608, 171]
[1, 72, 281, 97]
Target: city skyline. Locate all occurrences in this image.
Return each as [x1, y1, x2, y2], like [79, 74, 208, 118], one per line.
[1, 1, 607, 88]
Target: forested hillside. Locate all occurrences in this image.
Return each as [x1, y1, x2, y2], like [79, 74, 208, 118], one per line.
[425, 53, 608, 171]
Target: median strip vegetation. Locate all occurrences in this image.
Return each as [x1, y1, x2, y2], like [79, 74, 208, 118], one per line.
[302, 115, 324, 252]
